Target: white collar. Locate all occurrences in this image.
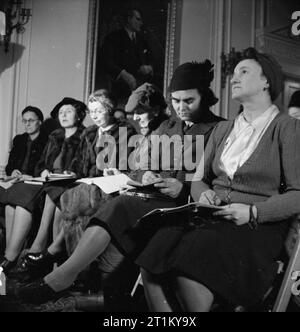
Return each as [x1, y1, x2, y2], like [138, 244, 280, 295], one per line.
[237, 105, 279, 134]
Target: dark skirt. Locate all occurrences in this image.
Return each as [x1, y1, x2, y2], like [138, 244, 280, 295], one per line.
[42, 179, 77, 208]
[0, 182, 43, 213]
[88, 195, 176, 256]
[135, 218, 289, 307]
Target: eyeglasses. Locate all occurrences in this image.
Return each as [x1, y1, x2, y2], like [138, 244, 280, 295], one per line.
[22, 119, 39, 125]
[86, 109, 109, 115]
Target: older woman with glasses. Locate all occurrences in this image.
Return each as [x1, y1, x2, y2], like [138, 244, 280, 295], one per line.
[0, 98, 86, 274]
[1, 106, 47, 182]
[14, 89, 137, 283]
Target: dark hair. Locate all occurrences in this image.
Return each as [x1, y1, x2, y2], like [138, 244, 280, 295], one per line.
[22, 106, 44, 122]
[51, 97, 87, 124]
[288, 90, 300, 108]
[238, 47, 283, 101]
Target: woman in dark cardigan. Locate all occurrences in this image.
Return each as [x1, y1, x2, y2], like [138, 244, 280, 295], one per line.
[0, 98, 86, 273]
[16, 62, 224, 305]
[136, 48, 300, 312]
[0, 106, 47, 249]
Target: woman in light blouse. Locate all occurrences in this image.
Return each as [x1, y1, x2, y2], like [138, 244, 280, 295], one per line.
[136, 47, 300, 311]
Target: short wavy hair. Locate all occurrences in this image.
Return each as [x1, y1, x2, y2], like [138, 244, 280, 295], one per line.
[88, 89, 117, 115]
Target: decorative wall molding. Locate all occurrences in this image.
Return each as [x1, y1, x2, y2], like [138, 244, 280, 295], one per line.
[163, 0, 181, 95]
[256, 29, 300, 66]
[210, 0, 224, 117]
[84, 0, 98, 101]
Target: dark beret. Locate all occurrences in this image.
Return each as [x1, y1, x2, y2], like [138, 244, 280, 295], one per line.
[169, 60, 218, 107]
[241, 47, 284, 101]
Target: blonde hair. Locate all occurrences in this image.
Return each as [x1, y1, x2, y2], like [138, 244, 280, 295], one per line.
[88, 89, 117, 114]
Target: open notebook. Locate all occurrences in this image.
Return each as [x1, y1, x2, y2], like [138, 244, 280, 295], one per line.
[135, 201, 224, 226]
[24, 173, 76, 185]
[76, 174, 131, 194]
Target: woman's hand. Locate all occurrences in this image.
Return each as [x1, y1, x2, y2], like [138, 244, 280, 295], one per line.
[19, 174, 33, 181]
[103, 168, 122, 177]
[63, 170, 76, 177]
[199, 190, 221, 206]
[142, 171, 162, 185]
[154, 178, 183, 199]
[213, 203, 250, 226]
[11, 169, 22, 178]
[41, 169, 51, 180]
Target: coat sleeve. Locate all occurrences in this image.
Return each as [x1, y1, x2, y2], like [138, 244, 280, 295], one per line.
[5, 136, 21, 175]
[69, 133, 88, 178]
[34, 138, 52, 177]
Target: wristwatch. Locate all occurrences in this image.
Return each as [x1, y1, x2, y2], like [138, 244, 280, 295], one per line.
[248, 204, 258, 230]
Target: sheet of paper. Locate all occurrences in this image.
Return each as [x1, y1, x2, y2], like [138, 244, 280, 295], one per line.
[0, 181, 13, 190]
[77, 174, 131, 194]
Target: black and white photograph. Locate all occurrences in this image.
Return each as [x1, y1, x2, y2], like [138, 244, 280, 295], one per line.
[0, 0, 300, 315]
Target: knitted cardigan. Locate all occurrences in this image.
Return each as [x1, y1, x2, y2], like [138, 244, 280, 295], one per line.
[194, 113, 300, 224]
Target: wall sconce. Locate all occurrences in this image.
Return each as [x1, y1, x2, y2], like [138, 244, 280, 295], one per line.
[221, 47, 242, 89]
[0, 0, 31, 53]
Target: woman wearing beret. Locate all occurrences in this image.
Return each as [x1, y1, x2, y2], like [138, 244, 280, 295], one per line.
[16, 61, 223, 304]
[15, 85, 168, 297]
[136, 47, 300, 312]
[0, 98, 86, 274]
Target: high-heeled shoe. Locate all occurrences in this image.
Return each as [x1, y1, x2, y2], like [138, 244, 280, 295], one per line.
[16, 278, 67, 304]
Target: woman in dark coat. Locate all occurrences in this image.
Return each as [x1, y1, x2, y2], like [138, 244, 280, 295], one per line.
[136, 48, 300, 312]
[17, 89, 137, 279]
[3, 107, 48, 180]
[0, 106, 47, 251]
[16, 62, 224, 305]
[0, 98, 86, 273]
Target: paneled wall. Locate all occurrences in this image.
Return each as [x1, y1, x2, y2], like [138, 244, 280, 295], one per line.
[0, 0, 90, 166]
[0, 0, 299, 167]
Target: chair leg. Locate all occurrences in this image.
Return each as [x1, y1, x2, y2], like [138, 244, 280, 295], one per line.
[273, 235, 300, 312]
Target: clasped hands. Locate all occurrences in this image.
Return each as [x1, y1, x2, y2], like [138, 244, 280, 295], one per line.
[199, 189, 251, 226]
[10, 169, 33, 182]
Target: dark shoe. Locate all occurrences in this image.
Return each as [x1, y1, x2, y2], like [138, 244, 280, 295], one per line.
[0, 256, 17, 274]
[10, 250, 59, 282]
[73, 292, 105, 312]
[16, 278, 67, 304]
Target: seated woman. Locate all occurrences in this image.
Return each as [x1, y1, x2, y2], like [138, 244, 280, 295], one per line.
[0, 97, 86, 274]
[16, 89, 137, 281]
[134, 47, 300, 312]
[0, 106, 48, 251]
[16, 61, 223, 304]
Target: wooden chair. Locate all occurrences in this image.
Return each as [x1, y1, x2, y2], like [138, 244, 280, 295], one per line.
[273, 219, 300, 312]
